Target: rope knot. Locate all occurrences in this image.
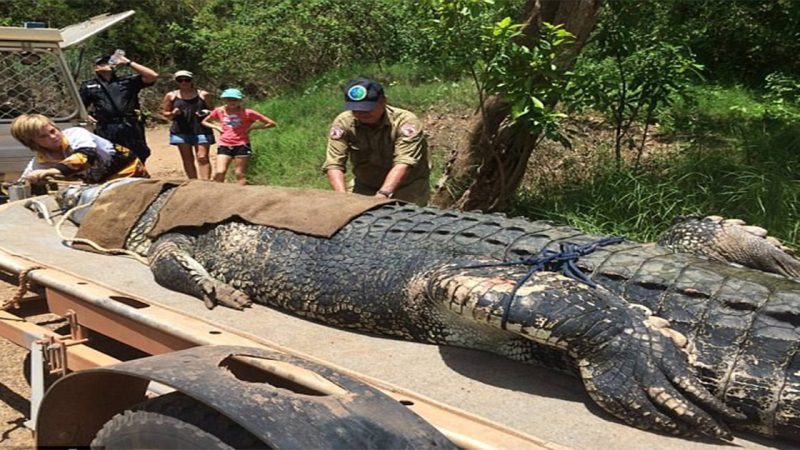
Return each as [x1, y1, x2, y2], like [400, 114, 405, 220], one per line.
[452, 236, 625, 329]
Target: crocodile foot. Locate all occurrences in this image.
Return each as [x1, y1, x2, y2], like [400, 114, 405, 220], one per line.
[576, 314, 745, 440]
[199, 279, 252, 310]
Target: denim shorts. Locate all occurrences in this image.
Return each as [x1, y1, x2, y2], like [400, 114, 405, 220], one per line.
[217, 144, 252, 158]
[169, 133, 215, 145]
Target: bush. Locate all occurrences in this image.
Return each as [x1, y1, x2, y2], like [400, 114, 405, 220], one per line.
[175, 0, 428, 96]
[763, 72, 800, 123]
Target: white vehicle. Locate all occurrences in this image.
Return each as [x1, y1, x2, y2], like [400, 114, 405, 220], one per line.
[0, 11, 133, 183]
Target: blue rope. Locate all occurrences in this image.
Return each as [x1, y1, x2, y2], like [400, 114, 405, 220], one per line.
[452, 236, 625, 329]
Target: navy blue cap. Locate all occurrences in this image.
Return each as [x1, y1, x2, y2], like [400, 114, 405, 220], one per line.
[343, 78, 384, 111]
[94, 55, 111, 65]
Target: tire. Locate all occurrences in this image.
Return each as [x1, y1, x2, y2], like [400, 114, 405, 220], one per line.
[91, 392, 269, 449]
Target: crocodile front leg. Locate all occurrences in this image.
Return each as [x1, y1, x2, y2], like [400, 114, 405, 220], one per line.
[418, 263, 745, 440]
[148, 232, 252, 310]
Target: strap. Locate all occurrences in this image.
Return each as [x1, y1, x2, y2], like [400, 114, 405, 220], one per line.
[199, 90, 211, 109]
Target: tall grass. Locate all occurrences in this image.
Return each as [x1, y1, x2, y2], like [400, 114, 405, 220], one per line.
[514, 81, 800, 247]
[659, 84, 800, 137]
[242, 63, 473, 188]
[515, 125, 800, 246]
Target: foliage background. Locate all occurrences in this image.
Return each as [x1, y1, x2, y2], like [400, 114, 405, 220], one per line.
[4, 0, 797, 93]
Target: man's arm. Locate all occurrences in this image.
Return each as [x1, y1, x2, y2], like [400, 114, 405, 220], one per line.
[376, 164, 411, 197]
[326, 168, 347, 193]
[78, 82, 92, 108]
[115, 54, 158, 84]
[322, 118, 350, 192]
[78, 83, 98, 123]
[379, 113, 426, 196]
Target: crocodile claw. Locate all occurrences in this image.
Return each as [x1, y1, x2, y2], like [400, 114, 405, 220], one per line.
[577, 315, 745, 440]
[200, 279, 252, 310]
[213, 282, 252, 310]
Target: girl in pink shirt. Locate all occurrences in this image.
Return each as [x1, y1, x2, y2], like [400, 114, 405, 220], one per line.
[202, 88, 276, 185]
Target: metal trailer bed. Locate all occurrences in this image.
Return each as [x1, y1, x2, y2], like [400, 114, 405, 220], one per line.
[0, 196, 781, 449]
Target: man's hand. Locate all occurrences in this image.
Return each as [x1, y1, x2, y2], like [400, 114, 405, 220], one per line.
[122, 58, 159, 83]
[23, 168, 59, 183]
[113, 54, 131, 66]
[86, 115, 98, 125]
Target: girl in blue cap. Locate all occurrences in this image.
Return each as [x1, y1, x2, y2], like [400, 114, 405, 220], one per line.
[202, 88, 276, 185]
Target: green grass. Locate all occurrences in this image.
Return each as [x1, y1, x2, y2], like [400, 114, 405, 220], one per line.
[241, 63, 474, 188]
[515, 119, 800, 246]
[659, 84, 800, 137]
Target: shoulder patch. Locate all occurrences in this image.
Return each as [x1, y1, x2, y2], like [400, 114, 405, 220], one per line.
[329, 127, 344, 140]
[400, 123, 418, 137]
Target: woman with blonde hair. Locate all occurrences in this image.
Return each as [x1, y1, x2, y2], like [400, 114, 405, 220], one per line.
[11, 113, 148, 184]
[161, 70, 215, 180]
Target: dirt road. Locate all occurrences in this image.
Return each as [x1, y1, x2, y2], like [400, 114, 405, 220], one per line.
[0, 126, 182, 448]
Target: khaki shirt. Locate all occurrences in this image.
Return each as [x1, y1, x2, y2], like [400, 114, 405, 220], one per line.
[322, 106, 431, 197]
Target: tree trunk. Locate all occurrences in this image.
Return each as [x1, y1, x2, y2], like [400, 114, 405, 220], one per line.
[431, 0, 604, 212]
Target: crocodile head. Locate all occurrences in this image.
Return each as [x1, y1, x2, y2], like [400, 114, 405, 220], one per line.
[55, 178, 146, 225]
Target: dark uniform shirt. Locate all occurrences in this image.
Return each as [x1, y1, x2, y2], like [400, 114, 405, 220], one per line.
[323, 105, 431, 205]
[78, 74, 154, 162]
[79, 74, 151, 122]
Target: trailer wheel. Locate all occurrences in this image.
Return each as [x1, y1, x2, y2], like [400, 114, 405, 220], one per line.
[91, 392, 269, 449]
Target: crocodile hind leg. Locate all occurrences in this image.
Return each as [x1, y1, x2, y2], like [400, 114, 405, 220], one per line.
[148, 232, 252, 310]
[659, 216, 800, 278]
[415, 263, 745, 440]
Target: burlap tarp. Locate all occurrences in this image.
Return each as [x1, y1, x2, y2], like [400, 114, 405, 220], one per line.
[73, 179, 396, 251]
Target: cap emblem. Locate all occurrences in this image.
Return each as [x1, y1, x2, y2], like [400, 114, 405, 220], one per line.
[347, 85, 368, 101]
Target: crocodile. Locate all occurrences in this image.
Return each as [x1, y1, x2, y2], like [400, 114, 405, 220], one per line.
[61, 182, 800, 443]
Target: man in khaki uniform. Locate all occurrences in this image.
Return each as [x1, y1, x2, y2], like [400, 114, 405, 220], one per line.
[322, 78, 431, 206]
